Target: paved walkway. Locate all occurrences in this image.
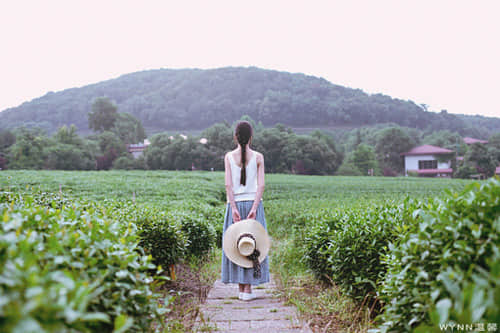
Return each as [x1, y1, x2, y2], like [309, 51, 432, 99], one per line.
[193, 274, 312, 332]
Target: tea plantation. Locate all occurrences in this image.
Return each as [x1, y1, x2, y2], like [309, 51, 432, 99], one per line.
[1, 171, 498, 331]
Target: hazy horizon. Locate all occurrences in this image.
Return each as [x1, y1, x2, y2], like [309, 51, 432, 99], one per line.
[1, 1, 499, 118]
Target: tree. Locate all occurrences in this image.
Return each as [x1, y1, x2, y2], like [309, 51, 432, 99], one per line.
[375, 127, 415, 175]
[0, 130, 16, 151]
[423, 130, 466, 155]
[45, 143, 94, 170]
[112, 112, 146, 144]
[55, 125, 83, 146]
[95, 131, 126, 170]
[336, 159, 363, 176]
[97, 131, 126, 155]
[88, 97, 118, 132]
[488, 133, 500, 166]
[6, 128, 51, 169]
[352, 144, 377, 175]
[463, 143, 496, 177]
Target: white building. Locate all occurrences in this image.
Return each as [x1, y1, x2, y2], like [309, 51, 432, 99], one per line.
[127, 139, 151, 159]
[401, 145, 454, 177]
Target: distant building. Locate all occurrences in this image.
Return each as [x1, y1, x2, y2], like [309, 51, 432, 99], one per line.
[463, 137, 488, 145]
[401, 145, 454, 177]
[127, 139, 150, 159]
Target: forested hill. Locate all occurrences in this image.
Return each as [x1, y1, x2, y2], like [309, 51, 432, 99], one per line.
[1, 67, 498, 137]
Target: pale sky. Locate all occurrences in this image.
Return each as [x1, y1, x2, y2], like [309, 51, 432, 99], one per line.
[1, 0, 499, 118]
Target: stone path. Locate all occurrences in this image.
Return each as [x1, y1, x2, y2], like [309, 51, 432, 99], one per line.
[193, 274, 312, 332]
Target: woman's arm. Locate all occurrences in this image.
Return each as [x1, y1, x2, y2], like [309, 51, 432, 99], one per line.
[248, 153, 265, 218]
[225, 152, 241, 222]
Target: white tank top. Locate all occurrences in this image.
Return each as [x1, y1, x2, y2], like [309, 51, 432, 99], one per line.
[228, 151, 259, 202]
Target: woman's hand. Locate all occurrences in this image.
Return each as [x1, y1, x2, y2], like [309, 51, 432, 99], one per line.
[247, 208, 257, 220]
[232, 209, 241, 223]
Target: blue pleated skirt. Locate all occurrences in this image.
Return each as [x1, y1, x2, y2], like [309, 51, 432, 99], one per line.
[221, 200, 270, 285]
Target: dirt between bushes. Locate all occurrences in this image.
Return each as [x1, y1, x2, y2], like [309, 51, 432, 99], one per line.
[159, 263, 214, 330]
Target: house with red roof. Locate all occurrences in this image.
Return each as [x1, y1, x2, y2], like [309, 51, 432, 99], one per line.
[463, 137, 488, 145]
[401, 145, 454, 177]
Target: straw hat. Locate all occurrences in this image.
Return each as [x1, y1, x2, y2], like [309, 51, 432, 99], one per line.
[223, 219, 271, 268]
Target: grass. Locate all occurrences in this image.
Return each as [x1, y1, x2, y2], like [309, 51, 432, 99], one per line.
[271, 238, 373, 332]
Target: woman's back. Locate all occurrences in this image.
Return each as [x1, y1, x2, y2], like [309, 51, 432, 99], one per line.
[221, 120, 269, 291]
[228, 149, 258, 201]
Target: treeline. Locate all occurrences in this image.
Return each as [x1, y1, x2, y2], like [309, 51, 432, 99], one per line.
[0, 97, 146, 171]
[144, 118, 343, 175]
[336, 125, 500, 177]
[1, 67, 499, 138]
[1, 98, 499, 177]
[0, 118, 344, 176]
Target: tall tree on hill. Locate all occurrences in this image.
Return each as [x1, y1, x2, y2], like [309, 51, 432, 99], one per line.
[88, 97, 118, 132]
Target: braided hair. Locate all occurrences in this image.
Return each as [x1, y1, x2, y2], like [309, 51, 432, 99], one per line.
[235, 121, 253, 186]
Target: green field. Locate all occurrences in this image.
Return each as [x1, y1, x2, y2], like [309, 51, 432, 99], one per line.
[2, 171, 497, 332]
[0, 169, 472, 207]
[0, 170, 473, 239]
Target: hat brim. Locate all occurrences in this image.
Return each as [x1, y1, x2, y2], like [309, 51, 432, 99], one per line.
[223, 219, 270, 268]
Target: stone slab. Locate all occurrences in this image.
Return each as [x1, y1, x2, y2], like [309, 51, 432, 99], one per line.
[193, 274, 312, 333]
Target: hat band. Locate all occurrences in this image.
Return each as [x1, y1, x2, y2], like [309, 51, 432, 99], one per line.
[237, 233, 261, 279]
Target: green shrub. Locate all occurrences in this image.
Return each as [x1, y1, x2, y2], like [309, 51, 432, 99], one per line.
[177, 202, 224, 248]
[304, 198, 421, 300]
[335, 161, 363, 176]
[407, 170, 419, 177]
[0, 195, 166, 332]
[177, 211, 217, 258]
[376, 178, 500, 332]
[112, 156, 146, 170]
[108, 200, 219, 266]
[110, 202, 188, 269]
[303, 210, 346, 280]
[414, 254, 500, 332]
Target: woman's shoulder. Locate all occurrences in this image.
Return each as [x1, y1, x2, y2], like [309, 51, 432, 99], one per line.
[252, 150, 264, 162]
[225, 150, 238, 160]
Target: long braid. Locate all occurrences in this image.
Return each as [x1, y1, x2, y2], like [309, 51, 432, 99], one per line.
[240, 143, 247, 186]
[235, 121, 253, 186]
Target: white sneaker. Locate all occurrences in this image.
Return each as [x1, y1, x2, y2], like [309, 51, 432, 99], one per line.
[241, 292, 257, 301]
[238, 292, 243, 300]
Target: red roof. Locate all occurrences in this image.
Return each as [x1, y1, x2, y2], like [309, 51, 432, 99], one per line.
[464, 137, 488, 144]
[409, 168, 454, 174]
[401, 145, 454, 156]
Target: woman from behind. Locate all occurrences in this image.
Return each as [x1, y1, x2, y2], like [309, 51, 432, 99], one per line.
[221, 121, 270, 300]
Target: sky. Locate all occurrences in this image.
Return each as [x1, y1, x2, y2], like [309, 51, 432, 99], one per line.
[1, 0, 499, 118]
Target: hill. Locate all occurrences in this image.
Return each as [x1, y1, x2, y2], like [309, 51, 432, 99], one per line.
[0, 67, 498, 137]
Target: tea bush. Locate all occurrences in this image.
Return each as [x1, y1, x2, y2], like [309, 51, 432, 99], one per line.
[176, 201, 224, 248]
[304, 198, 422, 299]
[177, 212, 217, 258]
[376, 178, 500, 331]
[414, 254, 500, 332]
[0, 194, 166, 332]
[108, 202, 189, 269]
[303, 210, 346, 279]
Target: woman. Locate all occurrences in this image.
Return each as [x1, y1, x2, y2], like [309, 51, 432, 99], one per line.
[221, 121, 270, 300]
